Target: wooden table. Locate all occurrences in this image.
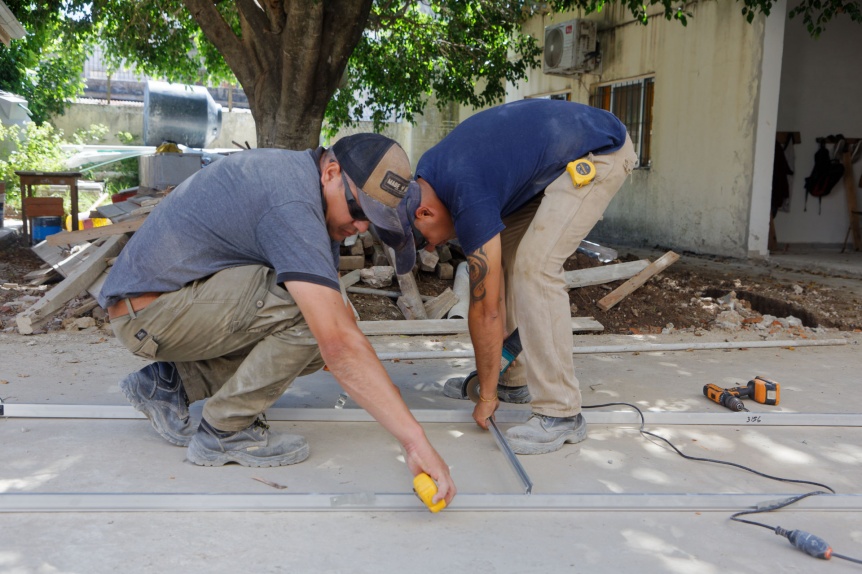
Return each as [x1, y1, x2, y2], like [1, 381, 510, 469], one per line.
[15, 171, 82, 237]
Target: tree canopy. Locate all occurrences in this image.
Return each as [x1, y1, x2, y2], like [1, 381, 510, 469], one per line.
[0, 0, 858, 148]
[0, 0, 92, 124]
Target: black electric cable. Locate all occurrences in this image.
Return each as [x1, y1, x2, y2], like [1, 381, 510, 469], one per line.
[582, 401, 862, 565]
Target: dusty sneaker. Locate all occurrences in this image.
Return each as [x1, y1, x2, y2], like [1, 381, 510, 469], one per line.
[120, 362, 194, 446]
[187, 418, 309, 467]
[442, 375, 532, 403]
[506, 413, 587, 455]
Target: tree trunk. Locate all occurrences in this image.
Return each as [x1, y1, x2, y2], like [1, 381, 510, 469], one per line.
[183, 0, 373, 150]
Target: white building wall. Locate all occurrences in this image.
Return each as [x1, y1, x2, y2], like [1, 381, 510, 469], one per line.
[748, 0, 788, 257]
[506, 2, 770, 258]
[774, 7, 862, 245]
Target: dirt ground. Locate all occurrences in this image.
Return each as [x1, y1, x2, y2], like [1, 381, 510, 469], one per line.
[2, 234, 861, 336]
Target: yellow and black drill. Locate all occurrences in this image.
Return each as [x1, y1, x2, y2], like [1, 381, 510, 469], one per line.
[703, 377, 781, 411]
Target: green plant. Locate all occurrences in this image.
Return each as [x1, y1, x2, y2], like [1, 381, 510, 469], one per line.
[115, 131, 137, 145]
[0, 121, 67, 208]
[71, 124, 109, 145]
[0, 121, 136, 212]
[91, 156, 139, 197]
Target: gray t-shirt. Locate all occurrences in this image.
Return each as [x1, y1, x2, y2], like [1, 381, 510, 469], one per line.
[98, 148, 340, 308]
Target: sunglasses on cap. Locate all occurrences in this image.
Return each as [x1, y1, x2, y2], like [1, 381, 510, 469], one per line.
[341, 172, 369, 222]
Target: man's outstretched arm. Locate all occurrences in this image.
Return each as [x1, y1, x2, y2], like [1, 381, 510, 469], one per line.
[285, 280, 456, 505]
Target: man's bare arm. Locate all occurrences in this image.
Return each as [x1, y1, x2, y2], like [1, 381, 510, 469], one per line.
[284, 280, 456, 505]
[466, 235, 505, 429]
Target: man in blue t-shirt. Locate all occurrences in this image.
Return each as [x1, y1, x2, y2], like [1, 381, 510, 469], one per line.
[386, 99, 638, 455]
[98, 134, 455, 505]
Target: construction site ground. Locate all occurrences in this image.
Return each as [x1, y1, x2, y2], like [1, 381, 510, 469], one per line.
[2, 228, 862, 572]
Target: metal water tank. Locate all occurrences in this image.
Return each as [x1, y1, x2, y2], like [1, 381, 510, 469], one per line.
[143, 81, 222, 148]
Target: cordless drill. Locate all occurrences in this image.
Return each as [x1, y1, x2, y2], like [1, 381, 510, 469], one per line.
[703, 377, 781, 411]
[734, 376, 781, 406]
[703, 383, 747, 411]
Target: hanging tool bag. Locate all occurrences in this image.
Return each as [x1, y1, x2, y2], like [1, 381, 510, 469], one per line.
[804, 136, 845, 214]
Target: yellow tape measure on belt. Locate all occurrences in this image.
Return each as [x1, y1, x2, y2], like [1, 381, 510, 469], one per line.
[566, 158, 596, 187]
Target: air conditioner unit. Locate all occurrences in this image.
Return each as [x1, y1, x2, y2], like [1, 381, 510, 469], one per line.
[542, 19, 599, 76]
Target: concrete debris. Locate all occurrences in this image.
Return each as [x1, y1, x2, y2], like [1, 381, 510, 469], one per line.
[693, 291, 816, 335]
[436, 262, 454, 280]
[360, 266, 395, 289]
[418, 249, 439, 272]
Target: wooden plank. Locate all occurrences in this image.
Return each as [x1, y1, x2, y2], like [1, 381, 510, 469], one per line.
[32, 241, 96, 277]
[95, 202, 136, 220]
[86, 269, 109, 300]
[338, 276, 360, 321]
[347, 286, 433, 302]
[423, 288, 459, 320]
[16, 235, 127, 334]
[94, 203, 124, 219]
[385, 246, 427, 320]
[22, 197, 64, 218]
[358, 317, 603, 336]
[565, 260, 650, 290]
[597, 251, 680, 312]
[338, 269, 362, 320]
[113, 210, 147, 223]
[339, 269, 361, 288]
[46, 218, 146, 246]
[842, 151, 861, 251]
[23, 268, 60, 286]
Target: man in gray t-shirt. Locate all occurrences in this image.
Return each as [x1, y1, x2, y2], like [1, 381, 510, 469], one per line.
[101, 134, 454, 506]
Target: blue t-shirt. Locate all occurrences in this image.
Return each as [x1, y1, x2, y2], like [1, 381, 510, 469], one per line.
[99, 148, 340, 308]
[415, 99, 627, 255]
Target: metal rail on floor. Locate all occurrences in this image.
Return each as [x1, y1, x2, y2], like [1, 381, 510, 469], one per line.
[2, 402, 861, 426]
[374, 338, 850, 361]
[1, 492, 859, 513]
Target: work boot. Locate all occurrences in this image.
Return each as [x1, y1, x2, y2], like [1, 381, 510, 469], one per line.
[187, 417, 309, 467]
[506, 413, 587, 455]
[442, 375, 532, 403]
[120, 362, 194, 447]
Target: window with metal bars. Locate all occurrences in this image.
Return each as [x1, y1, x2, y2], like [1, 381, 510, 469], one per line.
[590, 77, 654, 168]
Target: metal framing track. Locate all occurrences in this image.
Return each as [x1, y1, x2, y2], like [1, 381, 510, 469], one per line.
[3, 403, 861, 426]
[1, 492, 860, 513]
[374, 338, 850, 361]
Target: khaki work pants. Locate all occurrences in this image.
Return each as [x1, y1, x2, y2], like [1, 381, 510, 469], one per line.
[500, 135, 637, 417]
[111, 265, 325, 431]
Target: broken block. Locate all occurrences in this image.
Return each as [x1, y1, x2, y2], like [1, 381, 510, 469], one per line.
[418, 249, 439, 272]
[436, 262, 454, 280]
[372, 245, 389, 267]
[360, 266, 395, 289]
[339, 255, 365, 271]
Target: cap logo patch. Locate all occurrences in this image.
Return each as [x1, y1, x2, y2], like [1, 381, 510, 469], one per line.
[381, 171, 409, 198]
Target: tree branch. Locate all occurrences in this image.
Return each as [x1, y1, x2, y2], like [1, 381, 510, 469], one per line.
[181, 0, 249, 73]
[237, 0, 279, 35]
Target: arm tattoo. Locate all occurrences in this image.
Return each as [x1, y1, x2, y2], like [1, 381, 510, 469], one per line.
[468, 248, 489, 303]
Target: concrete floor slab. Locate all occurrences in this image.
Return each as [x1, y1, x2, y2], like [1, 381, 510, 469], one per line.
[2, 329, 861, 571]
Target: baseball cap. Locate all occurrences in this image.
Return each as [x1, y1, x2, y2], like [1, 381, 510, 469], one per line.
[332, 133, 417, 274]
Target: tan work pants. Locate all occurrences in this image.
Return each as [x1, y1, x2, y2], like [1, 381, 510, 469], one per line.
[500, 135, 637, 417]
[111, 265, 325, 431]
